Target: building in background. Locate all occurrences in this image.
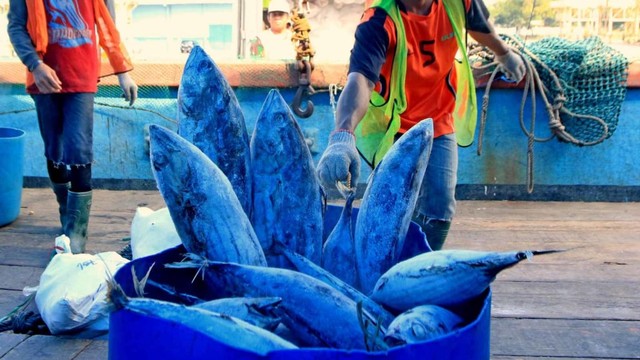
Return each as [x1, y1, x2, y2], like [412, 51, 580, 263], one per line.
[3, 0, 640, 62]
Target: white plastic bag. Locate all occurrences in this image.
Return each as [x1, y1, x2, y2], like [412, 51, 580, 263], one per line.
[35, 251, 129, 335]
[130, 206, 181, 259]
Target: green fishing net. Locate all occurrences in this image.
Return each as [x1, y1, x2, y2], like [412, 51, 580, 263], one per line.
[481, 35, 629, 146]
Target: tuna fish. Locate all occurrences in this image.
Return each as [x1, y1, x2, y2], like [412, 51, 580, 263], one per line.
[384, 305, 465, 346]
[355, 119, 434, 294]
[167, 259, 372, 350]
[279, 247, 395, 329]
[177, 45, 252, 216]
[149, 124, 266, 266]
[110, 296, 297, 354]
[322, 183, 358, 287]
[371, 249, 562, 311]
[192, 297, 282, 331]
[250, 89, 325, 267]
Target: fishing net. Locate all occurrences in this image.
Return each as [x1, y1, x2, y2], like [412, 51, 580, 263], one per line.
[473, 35, 629, 146]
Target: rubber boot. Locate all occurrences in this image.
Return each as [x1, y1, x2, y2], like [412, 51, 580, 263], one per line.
[65, 190, 92, 254]
[51, 182, 70, 231]
[415, 218, 451, 251]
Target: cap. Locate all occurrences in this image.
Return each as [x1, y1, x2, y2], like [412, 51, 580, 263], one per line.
[268, 0, 290, 13]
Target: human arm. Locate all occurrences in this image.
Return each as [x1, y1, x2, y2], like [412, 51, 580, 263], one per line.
[117, 72, 138, 106]
[7, 0, 43, 74]
[466, 0, 526, 82]
[469, 23, 525, 82]
[317, 8, 387, 189]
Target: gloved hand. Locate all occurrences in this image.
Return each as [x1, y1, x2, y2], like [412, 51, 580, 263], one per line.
[317, 130, 360, 190]
[117, 72, 138, 106]
[495, 49, 526, 83]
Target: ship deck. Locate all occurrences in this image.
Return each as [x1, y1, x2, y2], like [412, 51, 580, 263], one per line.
[1, 188, 639, 359]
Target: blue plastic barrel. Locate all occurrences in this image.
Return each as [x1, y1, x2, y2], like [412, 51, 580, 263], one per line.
[110, 205, 491, 359]
[0, 127, 25, 227]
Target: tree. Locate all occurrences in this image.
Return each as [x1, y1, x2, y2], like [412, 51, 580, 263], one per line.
[491, 0, 557, 29]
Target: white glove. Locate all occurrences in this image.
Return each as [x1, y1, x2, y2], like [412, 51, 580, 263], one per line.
[117, 72, 138, 106]
[317, 130, 360, 190]
[496, 50, 526, 83]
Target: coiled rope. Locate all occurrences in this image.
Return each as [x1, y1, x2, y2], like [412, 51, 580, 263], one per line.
[471, 34, 625, 193]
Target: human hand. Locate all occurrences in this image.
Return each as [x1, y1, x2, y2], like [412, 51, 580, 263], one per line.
[317, 130, 360, 190]
[117, 72, 138, 106]
[496, 49, 526, 83]
[32, 62, 62, 93]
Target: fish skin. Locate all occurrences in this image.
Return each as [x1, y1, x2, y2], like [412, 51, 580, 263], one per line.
[149, 124, 266, 266]
[192, 297, 282, 331]
[280, 247, 395, 329]
[185, 260, 370, 350]
[371, 249, 561, 311]
[322, 190, 358, 287]
[355, 119, 434, 294]
[250, 89, 324, 266]
[177, 45, 252, 216]
[384, 304, 465, 346]
[120, 297, 297, 354]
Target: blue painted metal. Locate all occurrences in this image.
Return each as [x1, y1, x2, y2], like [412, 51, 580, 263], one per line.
[0, 86, 638, 200]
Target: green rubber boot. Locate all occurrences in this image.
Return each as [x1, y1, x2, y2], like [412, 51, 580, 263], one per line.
[65, 190, 92, 254]
[414, 218, 451, 251]
[51, 182, 70, 231]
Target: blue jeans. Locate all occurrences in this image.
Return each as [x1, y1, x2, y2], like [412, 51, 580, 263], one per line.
[413, 133, 458, 222]
[32, 93, 95, 166]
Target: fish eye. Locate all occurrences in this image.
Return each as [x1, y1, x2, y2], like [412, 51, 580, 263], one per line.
[411, 322, 427, 340]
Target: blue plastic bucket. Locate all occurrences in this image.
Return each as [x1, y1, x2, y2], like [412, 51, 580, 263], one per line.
[110, 205, 491, 359]
[0, 127, 25, 227]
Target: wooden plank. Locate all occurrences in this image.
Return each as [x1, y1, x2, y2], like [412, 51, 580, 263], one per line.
[0, 333, 28, 358]
[490, 262, 638, 282]
[0, 246, 53, 268]
[455, 200, 640, 221]
[491, 281, 640, 321]
[491, 318, 640, 358]
[74, 340, 108, 360]
[0, 290, 31, 319]
[0, 334, 92, 360]
[0, 265, 43, 291]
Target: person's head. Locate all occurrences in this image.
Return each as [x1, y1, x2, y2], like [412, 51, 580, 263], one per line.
[267, 0, 290, 34]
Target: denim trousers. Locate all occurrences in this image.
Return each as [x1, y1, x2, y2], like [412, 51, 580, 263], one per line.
[413, 133, 458, 222]
[32, 93, 95, 167]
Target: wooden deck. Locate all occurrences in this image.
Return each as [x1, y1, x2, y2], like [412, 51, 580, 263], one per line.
[1, 188, 639, 359]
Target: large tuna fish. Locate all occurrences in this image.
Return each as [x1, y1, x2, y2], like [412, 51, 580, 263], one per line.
[149, 124, 266, 266]
[177, 45, 252, 216]
[355, 119, 434, 294]
[109, 295, 297, 354]
[280, 247, 395, 329]
[322, 183, 358, 287]
[371, 249, 562, 311]
[191, 297, 282, 331]
[250, 89, 324, 267]
[384, 304, 465, 346]
[168, 260, 374, 350]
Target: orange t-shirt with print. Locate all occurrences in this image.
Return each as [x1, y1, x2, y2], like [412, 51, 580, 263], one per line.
[349, 0, 490, 138]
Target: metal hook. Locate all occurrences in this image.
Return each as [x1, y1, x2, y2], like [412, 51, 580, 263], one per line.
[292, 85, 314, 118]
[291, 59, 314, 118]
